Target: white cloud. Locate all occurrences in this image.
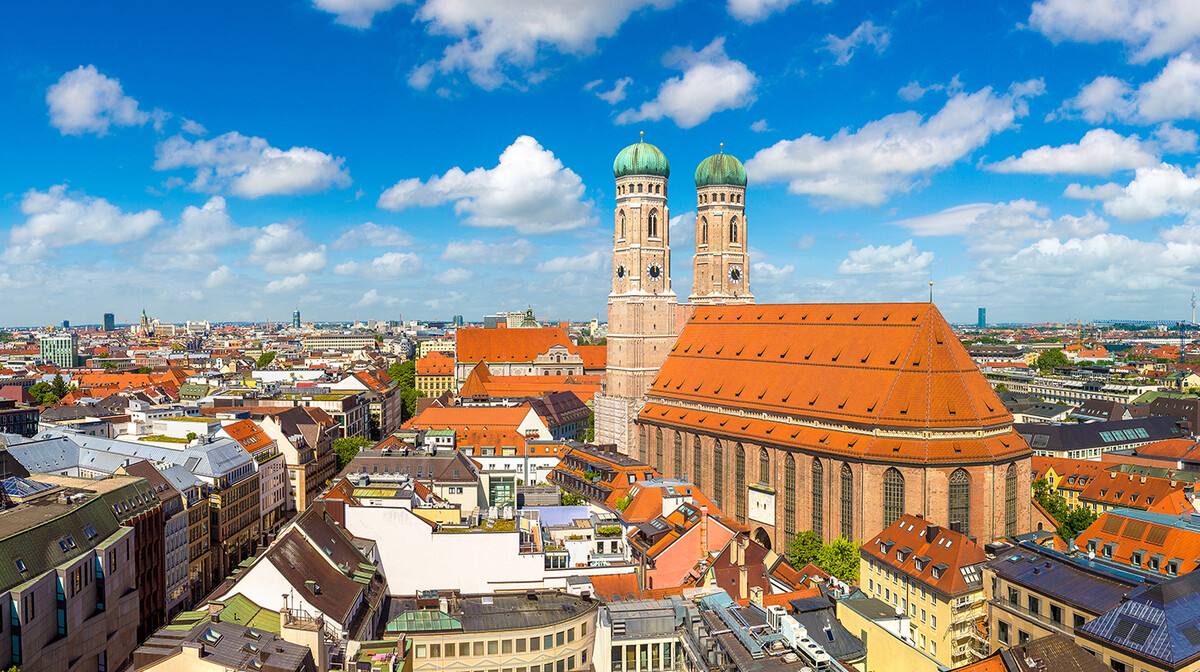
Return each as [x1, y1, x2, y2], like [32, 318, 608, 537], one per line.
[46, 65, 150, 136]
[181, 118, 207, 136]
[249, 222, 328, 274]
[535, 250, 606, 273]
[838, 240, 933, 275]
[988, 129, 1160, 175]
[147, 196, 256, 268]
[750, 119, 771, 132]
[591, 77, 633, 104]
[821, 20, 890, 65]
[1065, 163, 1200, 222]
[378, 135, 594, 233]
[892, 200, 1109, 254]
[890, 203, 996, 236]
[265, 274, 310, 294]
[1029, 0, 1200, 63]
[408, 0, 675, 90]
[1060, 54, 1200, 124]
[331, 222, 414, 249]
[727, 0, 824, 23]
[3, 185, 163, 262]
[204, 266, 237, 288]
[311, 0, 408, 28]
[898, 75, 963, 102]
[752, 262, 794, 281]
[796, 234, 816, 250]
[616, 38, 757, 129]
[1154, 123, 1199, 153]
[441, 239, 535, 265]
[435, 267, 474, 283]
[745, 81, 1043, 206]
[333, 251, 426, 278]
[154, 131, 351, 198]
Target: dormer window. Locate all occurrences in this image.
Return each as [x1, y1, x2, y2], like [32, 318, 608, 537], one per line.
[1131, 551, 1143, 567]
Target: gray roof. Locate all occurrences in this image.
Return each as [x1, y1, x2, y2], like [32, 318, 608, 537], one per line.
[133, 619, 314, 672]
[6, 428, 253, 479]
[1079, 570, 1200, 667]
[1016, 416, 1186, 453]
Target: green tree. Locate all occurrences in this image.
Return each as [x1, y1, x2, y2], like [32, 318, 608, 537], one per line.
[401, 387, 425, 422]
[257, 351, 277, 369]
[994, 383, 1009, 393]
[334, 436, 374, 471]
[1033, 478, 1097, 540]
[815, 537, 860, 582]
[786, 530, 824, 569]
[561, 491, 585, 506]
[186, 432, 197, 441]
[50, 373, 69, 399]
[29, 381, 59, 405]
[136, 366, 153, 374]
[1036, 349, 1070, 372]
[585, 411, 595, 442]
[389, 360, 417, 390]
[100, 361, 119, 369]
[0, 331, 12, 342]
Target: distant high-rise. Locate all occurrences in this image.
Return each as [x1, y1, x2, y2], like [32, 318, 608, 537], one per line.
[292, 309, 301, 329]
[978, 307, 986, 329]
[61, 320, 70, 329]
[453, 314, 464, 327]
[103, 313, 115, 331]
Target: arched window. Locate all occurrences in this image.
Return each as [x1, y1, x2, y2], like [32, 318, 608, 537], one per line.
[701, 217, 708, 245]
[693, 436, 703, 489]
[884, 468, 904, 528]
[673, 433, 683, 478]
[637, 184, 643, 193]
[949, 469, 971, 537]
[720, 193, 726, 202]
[735, 444, 747, 523]
[656, 184, 661, 194]
[1005, 464, 1018, 536]
[840, 464, 853, 541]
[619, 210, 626, 239]
[655, 428, 663, 471]
[812, 458, 823, 537]
[648, 210, 658, 238]
[638, 425, 647, 462]
[784, 455, 796, 545]
[713, 441, 724, 507]
[730, 217, 739, 244]
[759, 448, 770, 485]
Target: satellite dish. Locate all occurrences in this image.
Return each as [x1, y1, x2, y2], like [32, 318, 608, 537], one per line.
[1088, 550, 1096, 560]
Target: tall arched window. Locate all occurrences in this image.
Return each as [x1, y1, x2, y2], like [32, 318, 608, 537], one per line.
[701, 217, 708, 245]
[840, 464, 853, 541]
[713, 441, 724, 507]
[648, 210, 658, 238]
[720, 193, 726, 202]
[1005, 464, 1018, 536]
[784, 455, 796, 545]
[949, 469, 971, 536]
[735, 444, 747, 523]
[619, 210, 626, 239]
[655, 428, 663, 471]
[693, 436, 703, 489]
[673, 433, 683, 478]
[812, 458, 823, 537]
[637, 183, 643, 193]
[884, 468, 905, 528]
[730, 217, 739, 243]
[759, 448, 770, 485]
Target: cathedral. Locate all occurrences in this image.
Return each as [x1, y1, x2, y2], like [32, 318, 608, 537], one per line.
[593, 136, 1032, 550]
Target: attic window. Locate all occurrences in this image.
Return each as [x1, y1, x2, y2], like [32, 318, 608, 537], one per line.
[15, 559, 26, 573]
[809, 392, 819, 406]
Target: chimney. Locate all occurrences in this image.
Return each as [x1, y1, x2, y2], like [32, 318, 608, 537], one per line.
[182, 642, 204, 658]
[700, 507, 709, 554]
[925, 525, 940, 544]
[739, 565, 749, 600]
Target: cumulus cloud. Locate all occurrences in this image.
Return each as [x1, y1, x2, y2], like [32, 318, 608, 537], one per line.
[331, 222, 414, 249]
[726, 0, 826, 23]
[249, 222, 328, 274]
[435, 267, 474, 283]
[589, 77, 633, 104]
[1029, 0, 1200, 63]
[987, 129, 1160, 175]
[378, 135, 594, 234]
[1059, 54, 1200, 124]
[821, 20, 890, 65]
[796, 234, 816, 250]
[750, 119, 771, 132]
[408, 0, 675, 90]
[894, 200, 1110, 256]
[204, 265, 237, 288]
[752, 262, 794, 281]
[181, 119, 207, 136]
[441, 239, 535, 265]
[265, 274, 310, 294]
[897, 76, 962, 102]
[616, 38, 757, 129]
[333, 251, 426, 278]
[3, 185, 163, 262]
[535, 250, 606, 273]
[1154, 123, 1199, 153]
[1065, 163, 1200, 222]
[46, 65, 150, 136]
[154, 131, 352, 198]
[147, 196, 256, 268]
[837, 240, 933, 275]
[311, 0, 408, 28]
[745, 81, 1043, 206]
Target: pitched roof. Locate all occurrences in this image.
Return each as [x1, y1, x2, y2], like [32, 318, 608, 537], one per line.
[1076, 509, 1200, 577]
[643, 303, 1029, 465]
[222, 419, 274, 454]
[456, 327, 572, 364]
[1078, 569, 1200, 668]
[574, 345, 607, 369]
[416, 352, 454, 376]
[861, 513, 986, 596]
[1032, 456, 1107, 492]
[1078, 471, 1188, 511]
[404, 404, 533, 431]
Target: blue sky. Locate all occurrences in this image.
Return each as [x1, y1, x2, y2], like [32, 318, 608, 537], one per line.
[4, 0, 1200, 326]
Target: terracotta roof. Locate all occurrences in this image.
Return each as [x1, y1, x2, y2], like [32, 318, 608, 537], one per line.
[223, 419, 274, 454]
[587, 573, 643, 602]
[574, 345, 607, 369]
[404, 404, 533, 431]
[641, 303, 1028, 465]
[416, 352, 454, 377]
[1032, 456, 1107, 493]
[456, 327, 572, 364]
[1079, 470, 1188, 511]
[861, 513, 986, 596]
[1077, 509, 1200, 577]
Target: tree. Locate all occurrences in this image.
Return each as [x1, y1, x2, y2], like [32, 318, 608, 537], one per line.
[786, 530, 824, 569]
[136, 366, 153, 374]
[1036, 349, 1069, 372]
[815, 537, 860, 582]
[50, 373, 69, 399]
[334, 436, 374, 471]
[585, 411, 595, 442]
[257, 351, 277, 369]
[1033, 478, 1097, 540]
[0, 331, 12, 342]
[29, 381, 59, 405]
[561, 492, 585, 506]
[389, 360, 416, 390]
[186, 432, 197, 441]
[994, 383, 1009, 393]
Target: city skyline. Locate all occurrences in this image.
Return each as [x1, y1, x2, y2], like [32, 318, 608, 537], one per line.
[4, 0, 1200, 325]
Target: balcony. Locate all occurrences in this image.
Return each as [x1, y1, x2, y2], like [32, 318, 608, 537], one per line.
[989, 599, 1073, 638]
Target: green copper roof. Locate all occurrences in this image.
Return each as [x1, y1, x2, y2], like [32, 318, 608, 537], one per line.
[613, 140, 670, 179]
[694, 151, 747, 188]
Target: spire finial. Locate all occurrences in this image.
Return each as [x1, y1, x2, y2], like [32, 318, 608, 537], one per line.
[719, 142, 724, 153]
[639, 130, 644, 142]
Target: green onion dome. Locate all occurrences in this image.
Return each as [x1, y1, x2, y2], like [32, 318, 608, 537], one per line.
[694, 150, 747, 188]
[613, 136, 670, 179]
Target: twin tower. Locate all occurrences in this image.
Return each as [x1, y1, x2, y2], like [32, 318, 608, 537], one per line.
[596, 135, 754, 453]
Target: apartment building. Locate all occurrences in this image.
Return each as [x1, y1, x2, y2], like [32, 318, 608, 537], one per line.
[221, 418, 289, 540]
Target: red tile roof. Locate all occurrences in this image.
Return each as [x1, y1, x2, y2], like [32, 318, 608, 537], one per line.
[1077, 510, 1200, 577]
[862, 513, 986, 596]
[416, 352, 454, 376]
[404, 404, 533, 431]
[574, 345, 607, 369]
[1079, 471, 1188, 511]
[456, 327, 572, 364]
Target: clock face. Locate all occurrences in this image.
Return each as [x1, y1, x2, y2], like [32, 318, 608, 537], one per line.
[616, 264, 626, 279]
[729, 265, 742, 284]
[646, 263, 663, 280]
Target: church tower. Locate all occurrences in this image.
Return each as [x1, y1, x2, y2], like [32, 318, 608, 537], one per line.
[595, 134, 681, 455]
[691, 147, 753, 304]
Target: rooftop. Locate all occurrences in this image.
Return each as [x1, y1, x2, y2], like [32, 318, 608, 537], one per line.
[385, 591, 596, 634]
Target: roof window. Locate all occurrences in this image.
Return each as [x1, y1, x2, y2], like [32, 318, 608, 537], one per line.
[15, 559, 26, 573]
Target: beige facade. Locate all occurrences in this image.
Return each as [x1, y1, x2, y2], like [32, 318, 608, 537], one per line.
[406, 603, 597, 672]
[691, 182, 752, 305]
[836, 600, 943, 672]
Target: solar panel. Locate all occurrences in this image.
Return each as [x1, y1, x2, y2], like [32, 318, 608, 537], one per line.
[1146, 526, 1170, 546]
[1130, 624, 1153, 646]
[1123, 520, 1148, 540]
[1102, 516, 1125, 534]
[1113, 618, 1135, 640]
[1032, 435, 1049, 448]
[1182, 626, 1200, 647]
[1100, 431, 1114, 442]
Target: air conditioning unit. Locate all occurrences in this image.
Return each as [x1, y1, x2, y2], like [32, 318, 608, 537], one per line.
[766, 605, 787, 630]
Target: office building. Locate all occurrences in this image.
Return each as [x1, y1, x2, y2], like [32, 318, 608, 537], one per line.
[103, 312, 115, 331]
[39, 332, 79, 368]
[978, 308, 986, 329]
[292, 309, 301, 329]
